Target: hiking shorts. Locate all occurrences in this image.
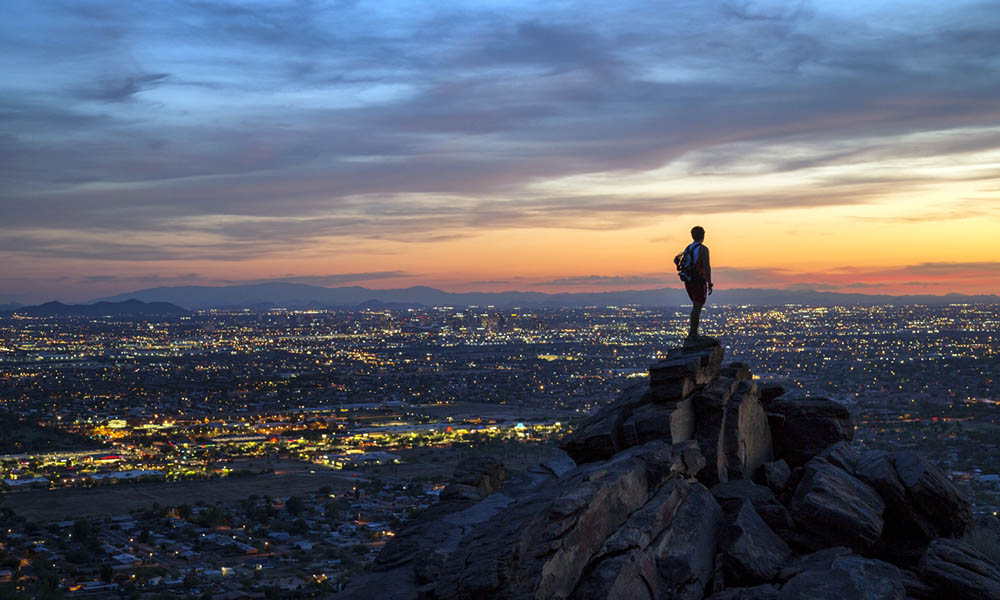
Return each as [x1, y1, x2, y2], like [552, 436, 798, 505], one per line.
[685, 279, 707, 304]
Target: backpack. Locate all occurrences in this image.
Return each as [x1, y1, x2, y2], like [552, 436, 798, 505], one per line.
[674, 242, 700, 282]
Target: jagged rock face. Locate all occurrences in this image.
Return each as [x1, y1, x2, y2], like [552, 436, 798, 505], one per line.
[789, 457, 885, 552]
[721, 501, 792, 584]
[766, 397, 854, 467]
[892, 450, 973, 539]
[918, 539, 1000, 600]
[431, 441, 714, 600]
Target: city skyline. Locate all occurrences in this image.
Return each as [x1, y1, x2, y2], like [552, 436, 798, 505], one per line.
[3, 1, 1000, 302]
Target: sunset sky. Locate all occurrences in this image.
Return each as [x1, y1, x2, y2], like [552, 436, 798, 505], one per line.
[2, 0, 999, 303]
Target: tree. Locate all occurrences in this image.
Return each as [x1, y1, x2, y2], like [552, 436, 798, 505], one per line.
[99, 563, 114, 583]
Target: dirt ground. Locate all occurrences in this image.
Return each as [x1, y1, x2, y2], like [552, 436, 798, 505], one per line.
[3, 443, 567, 522]
[3, 462, 365, 522]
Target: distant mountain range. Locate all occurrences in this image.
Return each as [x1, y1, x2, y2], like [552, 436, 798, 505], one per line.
[6, 299, 190, 318]
[82, 282, 1000, 310]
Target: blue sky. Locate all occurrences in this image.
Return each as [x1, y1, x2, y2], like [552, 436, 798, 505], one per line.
[2, 0, 999, 301]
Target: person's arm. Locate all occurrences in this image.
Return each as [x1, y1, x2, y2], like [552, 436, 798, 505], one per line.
[705, 247, 713, 292]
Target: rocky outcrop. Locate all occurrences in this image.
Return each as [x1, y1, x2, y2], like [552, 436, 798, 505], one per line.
[788, 457, 885, 552]
[340, 338, 1000, 600]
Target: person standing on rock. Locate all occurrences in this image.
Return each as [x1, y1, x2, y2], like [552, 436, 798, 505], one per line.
[674, 225, 713, 339]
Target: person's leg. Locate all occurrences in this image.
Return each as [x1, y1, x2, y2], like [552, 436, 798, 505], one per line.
[688, 301, 703, 337]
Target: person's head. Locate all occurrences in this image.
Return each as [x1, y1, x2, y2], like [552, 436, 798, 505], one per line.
[691, 226, 705, 242]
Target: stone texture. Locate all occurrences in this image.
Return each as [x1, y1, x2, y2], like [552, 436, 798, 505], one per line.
[720, 380, 772, 481]
[789, 457, 885, 552]
[918, 538, 1000, 600]
[855, 450, 906, 507]
[817, 441, 859, 474]
[893, 450, 973, 540]
[722, 501, 792, 584]
[711, 479, 796, 542]
[900, 568, 938, 600]
[570, 478, 723, 600]
[560, 381, 648, 464]
[691, 376, 739, 485]
[619, 397, 696, 451]
[779, 553, 906, 600]
[649, 337, 723, 389]
[562, 377, 698, 465]
[706, 584, 780, 600]
[568, 478, 693, 600]
[761, 459, 791, 494]
[646, 481, 725, 600]
[767, 397, 854, 467]
[433, 441, 703, 600]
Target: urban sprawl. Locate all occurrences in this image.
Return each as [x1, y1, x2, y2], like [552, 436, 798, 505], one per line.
[0, 304, 997, 598]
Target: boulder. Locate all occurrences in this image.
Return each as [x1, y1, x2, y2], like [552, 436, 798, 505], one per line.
[789, 457, 885, 552]
[779, 553, 906, 600]
[817, 441, 859, 474]
[893, 450, 973, 540]
[766, 397, 854, 467]
[854, 449, 925, 562]
[855, 450, 906, 507]
[649, 337, 723, 391]
[918, 538, 1000, 600]
[722, 501, 792, 584]
[761, 459, 791, 494]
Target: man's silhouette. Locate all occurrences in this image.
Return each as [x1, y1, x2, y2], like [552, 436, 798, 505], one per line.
[681, 226, 713, 339]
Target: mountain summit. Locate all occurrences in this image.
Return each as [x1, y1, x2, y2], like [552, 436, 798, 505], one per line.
[341, 338, 1000, 600]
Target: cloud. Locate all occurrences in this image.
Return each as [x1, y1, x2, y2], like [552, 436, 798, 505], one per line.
[3, 0, 1000, 282]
